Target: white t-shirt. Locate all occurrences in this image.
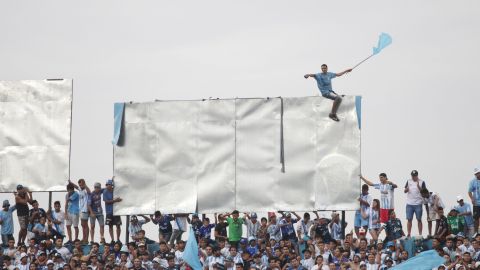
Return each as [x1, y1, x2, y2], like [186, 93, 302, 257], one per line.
[52, 210, 65, 235]
[311, 264, 329, 270]
[173, 217, 188, 231]
[405, 179, 426, 205]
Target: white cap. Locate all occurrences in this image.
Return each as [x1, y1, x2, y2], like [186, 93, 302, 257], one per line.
[475, 167, 480, 175]
[20, 253, 28, 259]
[153, 257, 162, 264]
[457, 195, 464, 202]
[47, 260, 54, 265]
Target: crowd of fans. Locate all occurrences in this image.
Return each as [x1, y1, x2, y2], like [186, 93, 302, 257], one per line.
[1, 168, 480, 270]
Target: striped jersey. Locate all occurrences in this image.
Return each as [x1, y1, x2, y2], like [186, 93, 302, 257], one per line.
[373, 183, 395, 209]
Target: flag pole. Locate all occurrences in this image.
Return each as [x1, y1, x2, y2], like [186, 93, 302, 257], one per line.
[352, 54, 374, 70]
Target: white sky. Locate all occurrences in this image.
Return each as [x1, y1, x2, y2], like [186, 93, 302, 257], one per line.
[1, 0, 479, 241]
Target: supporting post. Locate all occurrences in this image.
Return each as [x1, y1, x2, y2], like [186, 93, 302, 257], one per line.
[125, 215, 130, 244]
[48, 192, 53, 212]
[341, 211, 346, 240]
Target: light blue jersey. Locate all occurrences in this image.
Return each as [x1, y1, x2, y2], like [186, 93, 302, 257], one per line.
[455, 203, 474, 226]
[67, 191, 80, 214]
[313, 72, 336, 95]
[0, 206, 16, 235]
[468, 179, 480, 206]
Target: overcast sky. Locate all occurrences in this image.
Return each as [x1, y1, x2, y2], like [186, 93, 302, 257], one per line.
[1, 0, 479, 240]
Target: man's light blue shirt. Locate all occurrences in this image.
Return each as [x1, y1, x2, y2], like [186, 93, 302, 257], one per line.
[313, 72, 336, 95]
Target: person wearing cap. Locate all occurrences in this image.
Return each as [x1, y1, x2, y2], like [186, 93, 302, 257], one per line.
[468, 167, 480, 232]
[360, 173, 398, 224]
[103, 178, 122, 243]
[46, 259, 54, 270]
[0, 199, 16, 247]
[88, 182, 105, 244]
[65, 183, 80, 244]
[455, 195, 475, 238]
[15, 185, 32, 246]
[404, 169, 427, 237]
[243, 212, 260, 240]
[152, 257, 162, 270]
[17, 252, 29, 270]
[128, 215, 150, 241]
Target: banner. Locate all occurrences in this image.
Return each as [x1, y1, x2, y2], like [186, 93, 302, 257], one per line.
[0, 79, 72, 192]
[113, 96, 361, 214]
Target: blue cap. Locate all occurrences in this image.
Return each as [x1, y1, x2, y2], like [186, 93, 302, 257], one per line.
[106, 179, 114, 186]
[240, 238, 247, 244]
[386, 241, 394, 247]
[251, 212, 257, 218]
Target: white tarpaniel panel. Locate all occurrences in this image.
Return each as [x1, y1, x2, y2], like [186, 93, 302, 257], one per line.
[0, 80, 72, 192]
[235, 98, 281, 212]
[196, 100, 236, 213]
[113, 96, 360, 214]
[274, 97, 317, 211]
[314, 96, 360, 210]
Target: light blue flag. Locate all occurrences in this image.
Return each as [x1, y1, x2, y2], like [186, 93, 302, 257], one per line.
[112, 103, 125, 145]
[390, 250, 445, 270]
[183, 228, 203, 270]
[373, 32, 392, 55]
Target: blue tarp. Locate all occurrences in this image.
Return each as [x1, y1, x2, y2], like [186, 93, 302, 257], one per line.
[112, 103, 125, 145]
[390, 250, 444, 270]
[355, 96, 362, 129]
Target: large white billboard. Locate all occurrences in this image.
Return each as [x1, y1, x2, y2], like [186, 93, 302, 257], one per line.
[0, 79, 72, 192]
[113, 96, 361, 214]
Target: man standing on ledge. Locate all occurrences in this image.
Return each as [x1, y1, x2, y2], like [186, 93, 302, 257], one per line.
[304, 64, 352, 121]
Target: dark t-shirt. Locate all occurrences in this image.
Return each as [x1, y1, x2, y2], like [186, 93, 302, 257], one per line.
[154, 216, 173, 234]
[314, 224, 332, 243]
[215, 222, 228, 240]
[436, 216, 448, 240]
[383, 218, 404, 241]
[29, 208, 47, 225]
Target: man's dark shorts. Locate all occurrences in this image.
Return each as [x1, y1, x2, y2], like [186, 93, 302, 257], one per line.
[473, 206, 480, 219]
[106, 214, 122, 226]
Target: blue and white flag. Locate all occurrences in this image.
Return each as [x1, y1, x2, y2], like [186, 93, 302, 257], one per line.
[373, 32, 392, 55]
[183, 228, 202, 270]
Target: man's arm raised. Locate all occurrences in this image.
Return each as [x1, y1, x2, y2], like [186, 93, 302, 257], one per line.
[335, 68, 352, 77]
